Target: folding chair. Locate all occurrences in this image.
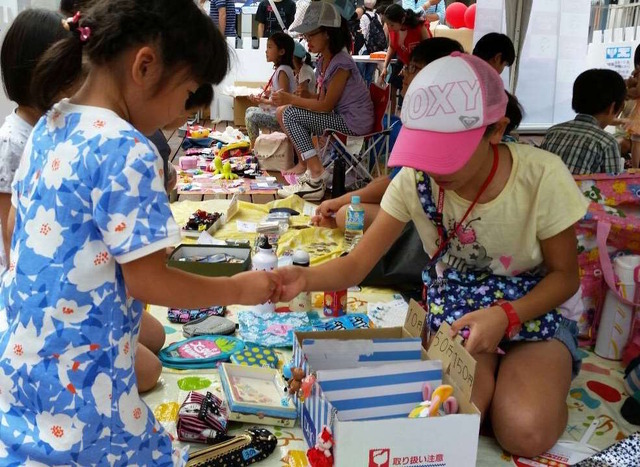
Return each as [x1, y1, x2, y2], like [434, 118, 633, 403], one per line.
[321, 83, 393, 194]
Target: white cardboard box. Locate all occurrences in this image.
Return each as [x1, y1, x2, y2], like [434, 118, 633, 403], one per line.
[293, 300, 481, 467]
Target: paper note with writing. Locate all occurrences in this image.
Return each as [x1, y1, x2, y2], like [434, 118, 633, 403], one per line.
[302, 203, 317, 217]
[367, 299, 409, 328]
[403, 299, 427, 339]
[236, 221, 257, 233]
[426, 321, 476, 401]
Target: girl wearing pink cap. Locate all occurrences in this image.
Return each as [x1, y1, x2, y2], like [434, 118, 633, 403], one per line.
[276, 53, 588, 458]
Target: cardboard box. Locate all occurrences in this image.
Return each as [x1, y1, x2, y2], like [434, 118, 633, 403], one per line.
[293, 300, 481, 467]
[167, 244, 251, 277]
[233, 81, 266, 127]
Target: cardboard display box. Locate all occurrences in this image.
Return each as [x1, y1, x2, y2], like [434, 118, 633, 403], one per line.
[293, 300, 481, 467]
[167, 244, 251, 277]
[233, 81, 266, 127]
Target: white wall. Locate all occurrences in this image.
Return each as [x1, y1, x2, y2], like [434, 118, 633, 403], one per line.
[474, 0, 591, 131]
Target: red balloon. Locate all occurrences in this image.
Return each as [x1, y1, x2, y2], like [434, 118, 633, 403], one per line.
[446, 2, 468, 29]
[464, 4, 477, 29]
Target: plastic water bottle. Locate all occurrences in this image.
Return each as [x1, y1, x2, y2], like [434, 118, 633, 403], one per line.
[344, 195, 365, 250]
[289, 250, 312, 312]
[251, 235, 278, 313]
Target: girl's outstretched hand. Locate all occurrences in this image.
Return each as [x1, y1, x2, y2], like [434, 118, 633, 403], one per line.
[274, 266, 307, 302]
[449, 306, 509, 355]
[231, 270, 282, 305]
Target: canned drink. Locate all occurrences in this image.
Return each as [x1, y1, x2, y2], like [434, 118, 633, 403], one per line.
[323, 289, 347, 317]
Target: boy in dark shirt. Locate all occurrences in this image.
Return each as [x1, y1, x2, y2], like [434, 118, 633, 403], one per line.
[256, 0, 296, 37]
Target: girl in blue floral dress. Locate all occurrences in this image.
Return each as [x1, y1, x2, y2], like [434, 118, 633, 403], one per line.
[0, 1, 281, 465]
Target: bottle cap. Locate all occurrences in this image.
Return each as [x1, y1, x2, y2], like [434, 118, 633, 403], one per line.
[292, 250, 310, 267]
[351, 195, 360, 204]
[257, 235, 272, 250]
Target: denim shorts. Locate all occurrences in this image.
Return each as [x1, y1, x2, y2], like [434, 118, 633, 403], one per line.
[554, 317, 582, 379]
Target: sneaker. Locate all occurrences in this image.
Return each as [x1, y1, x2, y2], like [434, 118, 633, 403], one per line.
[277, 174, 325, 201]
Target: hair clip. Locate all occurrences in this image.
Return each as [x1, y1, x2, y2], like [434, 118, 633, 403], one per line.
[61, 11, 90, 43]
[78, 26, 91, 43]
[62, 11, 81, 30]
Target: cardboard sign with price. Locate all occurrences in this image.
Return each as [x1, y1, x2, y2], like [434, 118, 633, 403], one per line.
[426, 320, 476, 403]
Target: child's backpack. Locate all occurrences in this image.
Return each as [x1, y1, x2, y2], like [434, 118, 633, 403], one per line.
[364, 12, 387, 53]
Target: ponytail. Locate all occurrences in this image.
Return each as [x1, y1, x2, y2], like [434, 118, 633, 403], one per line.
[32, 37, 84, 111]
[33, 0, 230, 112]
[384, 4, 422, 28]
[402, 9, 423, 28]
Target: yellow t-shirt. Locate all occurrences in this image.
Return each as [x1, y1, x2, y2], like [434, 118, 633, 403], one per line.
[380, 143, 589, 276]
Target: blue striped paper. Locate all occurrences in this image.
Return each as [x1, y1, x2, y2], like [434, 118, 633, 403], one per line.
[301, 338, 423, 370]
[316, 360, 442, 421]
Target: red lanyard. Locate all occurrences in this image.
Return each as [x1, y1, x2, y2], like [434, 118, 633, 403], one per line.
[259, 70, 277, 98]
[430, 144, 500, 261]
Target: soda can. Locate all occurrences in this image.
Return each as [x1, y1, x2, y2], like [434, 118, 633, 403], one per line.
[323, 289, 347, 317]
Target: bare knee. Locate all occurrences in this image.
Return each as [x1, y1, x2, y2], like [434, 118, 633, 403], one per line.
[139, 312, 166, 354]
[493, 407, 566, 458]
[136, 344, 163, 394]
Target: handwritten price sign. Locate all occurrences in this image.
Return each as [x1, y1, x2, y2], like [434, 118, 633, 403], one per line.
[426, 322, 476, 400]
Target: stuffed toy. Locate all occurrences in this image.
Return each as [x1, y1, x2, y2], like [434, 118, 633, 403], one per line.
[288, 367, 305, 396]
[307, 426, 334, 467]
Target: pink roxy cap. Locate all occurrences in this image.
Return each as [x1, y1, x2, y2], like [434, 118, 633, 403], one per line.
[389, 52, 508, 175]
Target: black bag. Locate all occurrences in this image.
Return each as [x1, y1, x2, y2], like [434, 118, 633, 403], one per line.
[360, 221, 428, 297]
[349, 18, 366, 55]
[364, 12, 387, 53]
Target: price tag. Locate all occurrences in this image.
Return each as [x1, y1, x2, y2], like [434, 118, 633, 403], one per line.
[426, 321, 476, 401]
[404, 299, 426, 339]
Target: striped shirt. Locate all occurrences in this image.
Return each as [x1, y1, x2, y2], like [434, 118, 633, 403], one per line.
[210, 0, 237, 37]
[539, 114, 623, 175]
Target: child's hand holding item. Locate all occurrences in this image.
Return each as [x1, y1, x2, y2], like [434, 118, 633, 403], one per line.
[450, 306, 509, 354]
[271, 90, 293, 106]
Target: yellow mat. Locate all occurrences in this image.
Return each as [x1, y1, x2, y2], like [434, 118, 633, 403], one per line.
[142, 196, 637, 466]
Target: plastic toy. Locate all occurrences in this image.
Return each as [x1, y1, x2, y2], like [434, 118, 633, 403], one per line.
[300, 374, 316, 400]
[184, 210, 222, 232]
[218, 140, 250, 159]
[282, 362, 293, 380]
[306, 426, 334, 467]
[287, 367, 305, 396]
[408, 383, 458, 418]
[221, 161, 238, 180]
[211, 156, 223, 175]
[188, 126, 211, 139]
